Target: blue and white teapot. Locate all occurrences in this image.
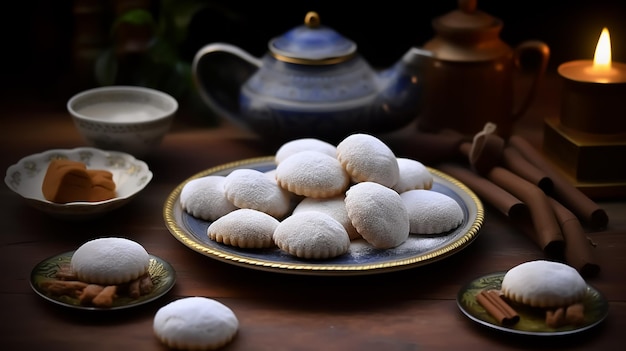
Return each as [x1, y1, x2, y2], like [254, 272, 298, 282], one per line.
[192, 11, 431, 143]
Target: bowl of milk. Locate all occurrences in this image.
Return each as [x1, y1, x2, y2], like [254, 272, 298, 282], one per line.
[67, 86, 178, 157]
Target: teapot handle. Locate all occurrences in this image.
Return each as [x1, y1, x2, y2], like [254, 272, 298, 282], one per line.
[512, 40, 550, 120]
[192, 43, 262, 126]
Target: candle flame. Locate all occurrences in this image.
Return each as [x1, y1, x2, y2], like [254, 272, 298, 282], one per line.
[593, 27, 612, 70]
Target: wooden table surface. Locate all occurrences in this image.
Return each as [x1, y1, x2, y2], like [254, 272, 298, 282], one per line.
[1, 73, 624, 351]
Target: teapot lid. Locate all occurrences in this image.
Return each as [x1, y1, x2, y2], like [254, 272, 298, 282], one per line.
[269, 12, 357, 65]
[425, 0, 509, 61]
[432, 0, 502, 35]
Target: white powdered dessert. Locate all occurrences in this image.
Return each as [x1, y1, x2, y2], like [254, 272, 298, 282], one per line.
[293, 195, 360, 240]
[400, 189, 464, 234]
[273, 211, 350, 259]
[275, 138, 337, 164]
[501, 260, 588, 308]
[180, 176, 238, 221]
[223, 168, 292, 218]
[393, 158, 433, 193]
[153, 297, 239, 350]
[344, 181, 410, 249]
[336, 133, 400, 188]
[275, 150, 350, 198]
[207, 208, 279, 248]
[70, 237, 150, 285]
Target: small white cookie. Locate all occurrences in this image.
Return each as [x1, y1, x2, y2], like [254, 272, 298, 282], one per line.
[180, 176, 238, 221]
[207, 208, 279, 248]
[501, 260, 588, 308]
[273, 211, 350, 259]
[392, 158, 434, 193]
[344, 181, 409, 249]
[153, 297, 239, 351]
[400, 189, 463, 234]
[275, 150, 350, 198]
[70, 237, 150, 285]
[223, 168, 292, 218]
[275, 138, 337, 164]
[336, 133, 399, 188]
[293, 195, 360, 240]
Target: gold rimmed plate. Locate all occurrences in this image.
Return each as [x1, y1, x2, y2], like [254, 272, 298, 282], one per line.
[163, 156, 484, 276]
[457, 272, 609, 336]
[30, 251, 176, 311]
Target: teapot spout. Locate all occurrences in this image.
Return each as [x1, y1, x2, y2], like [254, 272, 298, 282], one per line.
[401, 47, 435, 66]
[374, 47, 434, 130]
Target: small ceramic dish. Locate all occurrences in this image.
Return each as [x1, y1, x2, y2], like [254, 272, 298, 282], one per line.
[30, 251, 176, 311]
[67, 85, 178, 157]
[4, 147, 152, 219]
[457, 271, 609, 336]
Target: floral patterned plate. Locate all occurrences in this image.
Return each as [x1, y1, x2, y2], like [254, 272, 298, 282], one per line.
[30, 251, 176, 311]
[5, 147, 152, 219]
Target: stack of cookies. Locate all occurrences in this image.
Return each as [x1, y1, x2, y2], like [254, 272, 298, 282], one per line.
[181, 133, 465, 260]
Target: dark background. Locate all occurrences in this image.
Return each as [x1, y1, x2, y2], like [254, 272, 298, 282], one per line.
[2, 0, 626, 106]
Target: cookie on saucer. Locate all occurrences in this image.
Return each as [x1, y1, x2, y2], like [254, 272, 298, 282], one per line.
[501, 260, 588, 308]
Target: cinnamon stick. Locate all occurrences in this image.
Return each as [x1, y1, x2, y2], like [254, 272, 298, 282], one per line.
[389, 129, 468, 165]
[508, 135, 608, 228]
[548, 197, 601, 278]
[487, 166, 564, 257]
[501, 146, 553, 193]
[476, 289, 520, 326]
[439, 163, 527, 220]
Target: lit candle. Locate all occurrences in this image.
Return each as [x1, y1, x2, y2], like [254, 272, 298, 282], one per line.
[558, 28, 626, 83]
[556, 27, 626, 134]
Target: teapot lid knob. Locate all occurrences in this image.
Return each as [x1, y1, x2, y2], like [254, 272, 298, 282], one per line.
[305, 11, 321, 28]
[459, 0, 477, 13]
[433, 0, 501, 32]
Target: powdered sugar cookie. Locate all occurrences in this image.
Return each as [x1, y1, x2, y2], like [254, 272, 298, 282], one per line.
[207, 208, 279, 248]
[344, 181, 409, 249]
[153, 297, 238, 350]
[400, 189, 464, 234]
[223, 168, 292, 218]
[336, 133, 399, 188]
[293, 195, 360, 240]
[392, 158, 433, 193]
[501, 260, 587, 308]
[273, 211, 350, 259]
[275, 138, 337, 164]
[275, 150, 350, 198]
[180, 176, 238, 221]
[70, 237, 150, 285]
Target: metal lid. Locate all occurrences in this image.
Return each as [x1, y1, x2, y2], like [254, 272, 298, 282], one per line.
[268, 12, 357, 65]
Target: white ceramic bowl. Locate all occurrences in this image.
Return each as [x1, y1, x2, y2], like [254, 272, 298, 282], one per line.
[67, 86, 178, 157]
[5, 147, 153, 220]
